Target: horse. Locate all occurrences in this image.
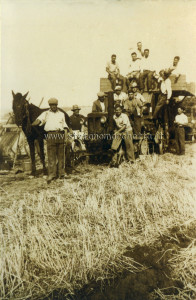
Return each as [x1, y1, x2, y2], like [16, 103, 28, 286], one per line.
[12, 91, 70, 176]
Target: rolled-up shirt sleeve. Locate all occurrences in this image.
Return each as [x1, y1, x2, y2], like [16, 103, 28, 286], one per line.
[37, 111, 47, 126]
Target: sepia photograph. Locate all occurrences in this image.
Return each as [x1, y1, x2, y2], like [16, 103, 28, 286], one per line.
[1, 0, 196, 299]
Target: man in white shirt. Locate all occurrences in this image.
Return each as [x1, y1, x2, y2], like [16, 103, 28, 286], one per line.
[106, 54, 120, 90]
[126, 52, 141, 88]
[169, 56, 181, 83]
[32, 98, 69, 183]
[136, 42, 144, 59]
[139, 49, 154, 92]
[114, 86, 128, 106]
[153, 70, 172, 119]
[110, 105, 135, 164]
[174, 107, 188, 155]
[131, 83, 146, 105]
[124, 91, 143, 135]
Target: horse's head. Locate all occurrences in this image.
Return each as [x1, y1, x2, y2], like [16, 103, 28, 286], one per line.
[12, 91, 29, 126]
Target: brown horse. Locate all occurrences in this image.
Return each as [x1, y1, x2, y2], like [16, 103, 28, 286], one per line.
[12, 91, 70, 176]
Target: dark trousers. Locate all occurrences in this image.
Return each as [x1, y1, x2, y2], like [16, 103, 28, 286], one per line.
[175, 127, 185, 155]
[124, 132, 135, 161]
[111, 131, 135, 163]
[108, 73, 117, 90]
[133, 116, 142, 136]
[46, 133, 65, 179]
[108, 74, 125, 90]
[126, 71, 140, 89]
[139, 70, 153, 90]
[65, 139, 72, 168]
[153, 94, 167, 119]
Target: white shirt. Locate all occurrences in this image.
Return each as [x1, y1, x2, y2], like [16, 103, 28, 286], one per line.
[113, 113, 132, 132]
[100, 101, 105, 112]
[114, 92, 128, 104]
[135, 49, 144, 59]
[127, 59, 141, 74]
[140, 56, 154, 72]
[160, 78, 172, 100]
[134, 92, 146, 104]
[38, 109, 68, 132]
[170, 62, 182, 76]
[175, 113, 188, 125]
[106, 61, 120, 74]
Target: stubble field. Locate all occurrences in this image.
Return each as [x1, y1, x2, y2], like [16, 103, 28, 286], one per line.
[0, 144, 196, 300]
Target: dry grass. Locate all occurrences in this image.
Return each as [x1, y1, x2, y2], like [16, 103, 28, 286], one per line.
[1, 147, 196, 299]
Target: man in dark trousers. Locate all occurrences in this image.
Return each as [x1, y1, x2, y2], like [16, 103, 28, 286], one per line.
[32, 98, 69, 183]
[153, 70, 172, 119]
[174, 107, 188, 155]
[70, 105, 85, 131]
[92, 92, 108, 112]
[106, 54, 120, 90]
[110, 105, 135, 165]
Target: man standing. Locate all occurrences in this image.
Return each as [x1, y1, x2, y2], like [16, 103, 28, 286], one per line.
[135, 42, 144, 59]
[92, 92, 108, 112]
[70, 105, 85, 131]
[153, 70, 172, 119]
[140, 49, 154, 92]
[111, 105, 135, 163]
[32, 98, 69, 183]
[106, 54, 120, 90]
[174, 107, 188, 155]
[126, 52, 141, 88]
[124, 91, 143, 135]
[114, 86, 128, 107]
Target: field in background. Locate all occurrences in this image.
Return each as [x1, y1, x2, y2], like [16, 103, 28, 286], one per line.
[1, 145, 196, 299]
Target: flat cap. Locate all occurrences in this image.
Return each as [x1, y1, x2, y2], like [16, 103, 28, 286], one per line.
[97, 92, 106, 98]
[48, 98, 58, 105]
[115, 85, 122, 91]
[71, 104, 81, 111]
[130, 82, 138, 88]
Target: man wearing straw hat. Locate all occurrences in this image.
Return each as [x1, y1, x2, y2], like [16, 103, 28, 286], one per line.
[32, 98, 69, 183]
[70, 105, 86, 131]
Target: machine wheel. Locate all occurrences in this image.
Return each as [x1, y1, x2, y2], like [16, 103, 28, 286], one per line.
[70, 140, 83, 167]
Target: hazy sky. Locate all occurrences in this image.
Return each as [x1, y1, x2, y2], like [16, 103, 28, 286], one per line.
[1, 0, 196, 114]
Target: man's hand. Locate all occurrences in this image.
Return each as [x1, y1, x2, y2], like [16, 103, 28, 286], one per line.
[64, 128, 69, 141]
[166, 100, 169, 105]
[32, 119, 41, 126]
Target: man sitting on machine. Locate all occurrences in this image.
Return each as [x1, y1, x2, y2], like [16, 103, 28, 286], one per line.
[114, 85, 128, 107]
[123, 91, 144, 136]
[109, 105, 135, 167]
[126, 52, 141, 90]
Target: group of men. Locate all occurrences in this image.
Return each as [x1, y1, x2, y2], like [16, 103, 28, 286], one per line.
[106, 42, 181, 93]
[31, 42, 187, 181]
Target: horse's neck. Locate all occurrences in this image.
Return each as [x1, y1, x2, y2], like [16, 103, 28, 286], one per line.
[28, 104, 48, 122]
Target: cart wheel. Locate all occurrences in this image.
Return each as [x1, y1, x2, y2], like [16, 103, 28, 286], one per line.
[140, 139, 149, 155]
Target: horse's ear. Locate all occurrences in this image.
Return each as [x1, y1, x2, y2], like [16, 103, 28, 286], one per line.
[23, 91, 29, 99]
[12, 90, 15, 97]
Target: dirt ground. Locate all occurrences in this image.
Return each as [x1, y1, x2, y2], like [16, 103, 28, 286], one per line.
[1, 144, 196, 210]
